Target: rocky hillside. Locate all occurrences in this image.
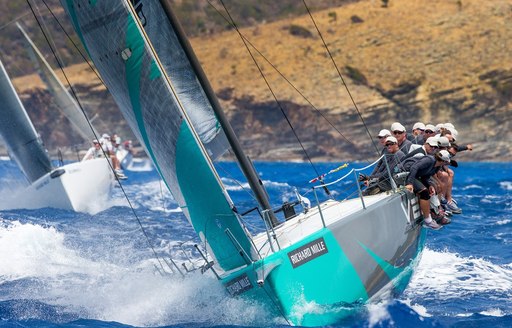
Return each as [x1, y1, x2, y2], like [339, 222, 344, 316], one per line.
[3, 0, 512, 162]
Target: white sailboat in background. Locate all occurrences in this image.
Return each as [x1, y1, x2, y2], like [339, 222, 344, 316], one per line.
[62, 1, 426, 325]
[19, 21, 152, 172]
[0, 57, 113, 213]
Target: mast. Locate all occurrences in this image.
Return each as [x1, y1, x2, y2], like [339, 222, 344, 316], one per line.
[158, 0, 278, 226]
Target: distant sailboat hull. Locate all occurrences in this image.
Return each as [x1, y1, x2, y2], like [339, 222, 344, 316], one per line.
[221, 192, 425, 326]
[116, 148, 153, 172]
[3, 158, 113, 213]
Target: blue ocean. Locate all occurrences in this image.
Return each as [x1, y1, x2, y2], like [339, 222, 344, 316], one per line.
[0, 159, 510, 328]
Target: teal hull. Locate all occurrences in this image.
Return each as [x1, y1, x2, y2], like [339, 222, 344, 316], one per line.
[221, 192, 425, 326]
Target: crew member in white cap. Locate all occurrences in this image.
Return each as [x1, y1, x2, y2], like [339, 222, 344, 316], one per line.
[363, 136, 405, 195]
[423, 124, 436, 140]
[391, 122, 412, 154]
[376, 129, 391, 154]
[409, 122, 426, 145]
[100, 132, 127, 180]
[82, 139, 104, 161]
[403, 136, 439, 160]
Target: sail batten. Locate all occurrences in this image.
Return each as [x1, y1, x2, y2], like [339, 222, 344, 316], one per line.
[62, 0, 255, 271]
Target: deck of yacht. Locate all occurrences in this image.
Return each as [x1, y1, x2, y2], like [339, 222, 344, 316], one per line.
[251, 193, 393, 256]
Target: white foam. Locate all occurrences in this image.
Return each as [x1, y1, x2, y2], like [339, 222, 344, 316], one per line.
[480, 308, 506, 317]
[499, 181, 512, 191]
[407, 248, 512, 299]
[496, 219, 511, 225]
[402, 299, 431, 318]
[462, 184, 483, 190]
[367, 301, 393, 327]
[222, 177, 292, 192]
[221, 177, 250, 191]
[0, 220, 278, 327]
[262, 179, 292, 189]
[0, 220, 114, 281]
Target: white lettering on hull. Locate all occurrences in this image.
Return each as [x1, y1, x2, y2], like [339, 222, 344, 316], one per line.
[287, 237, 329, 268]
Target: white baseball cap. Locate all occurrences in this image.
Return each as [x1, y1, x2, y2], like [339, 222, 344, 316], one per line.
[425, 137, 438, 147]
[377, 129, 391, 138]
[412, 122, 426, 130]
[385, 136, 398, 144]
[437, 149, 451, 162]
[424, 124, 436, 132]
[437, 136, 451, 147]
[391, 122, 406, 132]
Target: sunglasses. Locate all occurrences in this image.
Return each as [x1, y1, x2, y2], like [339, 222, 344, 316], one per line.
[377, 136, 388, 139]
[393, 131, 404, 134]
[425, 130, 434, 134]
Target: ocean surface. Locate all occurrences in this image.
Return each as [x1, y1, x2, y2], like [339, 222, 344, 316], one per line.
[0, 159, 511, 328]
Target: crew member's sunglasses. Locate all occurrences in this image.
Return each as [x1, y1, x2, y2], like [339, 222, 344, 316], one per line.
[393, 131, 404, 135]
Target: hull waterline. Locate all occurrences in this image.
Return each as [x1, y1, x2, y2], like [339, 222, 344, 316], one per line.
[2, 158, 113, 213]
[221, 191, 425, 326]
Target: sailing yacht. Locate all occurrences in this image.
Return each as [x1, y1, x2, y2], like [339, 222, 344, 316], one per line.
[62, 1, 426, 325]
[0, 58, 113, 213]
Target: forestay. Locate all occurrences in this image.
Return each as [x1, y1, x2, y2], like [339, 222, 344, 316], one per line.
[0, 60, 52, 183]
[61, 0, 254, 271]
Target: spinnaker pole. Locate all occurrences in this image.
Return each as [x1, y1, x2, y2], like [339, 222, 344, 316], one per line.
[158, 0, 279, 226]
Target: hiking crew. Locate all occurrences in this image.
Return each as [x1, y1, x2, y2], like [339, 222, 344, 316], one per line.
[362, 121, 473, 229]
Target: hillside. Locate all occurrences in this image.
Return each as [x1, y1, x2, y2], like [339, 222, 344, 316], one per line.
[3, 0, 512, 161]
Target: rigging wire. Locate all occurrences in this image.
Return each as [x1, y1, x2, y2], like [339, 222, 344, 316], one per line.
[0, 11, 31, 31]
[204, 0, 358, 152]
[26, 0, 168, 275]
[216, 159, 258, 203]
[218, 0, 321, 179]
[302, 0, 380, 156]
[40, 0, 373, 167]
[39, 0, 108, 87]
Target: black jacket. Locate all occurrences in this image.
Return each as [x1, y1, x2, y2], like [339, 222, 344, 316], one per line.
[403, 155, 440, 187]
